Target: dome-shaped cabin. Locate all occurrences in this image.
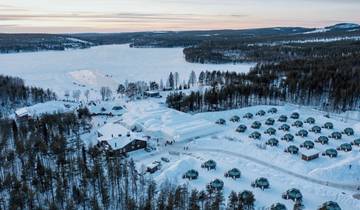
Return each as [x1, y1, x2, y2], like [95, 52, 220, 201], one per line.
[183, 169, 199, 180]
[278, 115, 288, 122]
[215, 118, 226, 125]
[256, 110, 266, 116]
[267, 107, 278, 114]
[236, 125, 247, 133]
[290, 112, 300, 119]
[322, 148, 338, 158]
[281, 133, 294, 142]
[285, 145, 299, 154]
[309, 126, 321, 133]
[304, 117, 315, 124]
[318, 201, 341, 210]
[300, 140, 315, 149]
[270, 203, 287, 210]
[230, 115, 240, 122]
[279, 124, 290, 131]
[207, 179, 224, 191]
[323, 122, 334, 129]
[292, 120, 303, 128]
[296, 129, 308, 137]
[266, 138, 279, 146]
[243, 113, 253, 119]
[282, 188, 302, 201]
[251, 121, 262, 129]
[201, 160, 217, 170]
[249, 131, 261, 139]
[337, 143, 352, 152]
[224, 168, 241, 179]
[315, 136, 329, 145]
[251, 177, 270, 190]
[342, 127, 354, 136]
[265, 118, 275, 125]
[265, 127, 276, 135]
[329, 132, 342, 140]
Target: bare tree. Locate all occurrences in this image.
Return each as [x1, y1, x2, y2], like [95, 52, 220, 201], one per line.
[188, 71, 197, 87]
[100, 87, 112, 101]
[174, 72, 179, 89]
[84, 90, 90, 102]
[72, 90, 81, 102]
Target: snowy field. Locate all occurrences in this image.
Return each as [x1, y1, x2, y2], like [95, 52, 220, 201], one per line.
[129, 104, 360, 210]
[0, 44, 254, 95]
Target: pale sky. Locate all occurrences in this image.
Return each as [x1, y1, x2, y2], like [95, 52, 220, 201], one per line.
[0, 0, 359, 33]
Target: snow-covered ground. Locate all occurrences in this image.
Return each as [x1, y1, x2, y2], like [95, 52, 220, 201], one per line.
[127, 104, 360, 209]
[0, 44, 254, 95]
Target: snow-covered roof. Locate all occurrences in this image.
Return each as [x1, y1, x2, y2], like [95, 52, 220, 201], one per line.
[97, 122, 146, 150]
[122, 101, 224, 142]
[300, 148, 320, 156]
[15, 101, 78, 118]
[87, 101, 125, 115]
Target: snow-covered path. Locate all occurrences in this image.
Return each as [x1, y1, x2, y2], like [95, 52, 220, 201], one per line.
[180, 147, 360, 192]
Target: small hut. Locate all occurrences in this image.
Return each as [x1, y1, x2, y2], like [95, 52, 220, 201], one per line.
[278, 115, 288, 122]
[300, 148, 320, 161]
[300, 140, 315, 149]
[342, 127, 354, 136]
[351, 138, 360, 146]
[251, 177, 270, 190]
[279, 124, 290, 131]
[304, 117, 316, 124]
[249, 131, 261, 139]
[207, 179, 224, 191]
[266, 138, 279, 146]
[216, 118, 226, 125]
[285, 145, 299, 154]
[282, 133, 294, 142]
[236, 125, 247, 133]
[224, 168, 241, 179]
[243, 112, 254, 119]
[264, 127, 276, 135]
[256, 110, 266, 116]
[322, 122, 334, 129]
[290, 112, 300, 119]
[292, 120, 303, 128]
[315, 136, 329, 145]
[296, 129, 308, 137]
[230, 115, 240, 122]
[267, 107, 278, 114]
[337, 143, 352, 152]
[270, 203, 287, 210]
[329, 132, 342, 140]
[319, 201, 341, 210]
[265, 118, 275, 125]
[201, 160, 217, 170]
[182, 169, 199, 180]
[251, 121, 262, 129]
[322, 148, 338, 158]
[282, 188, 302, 201]
[309, 125, 321, 133]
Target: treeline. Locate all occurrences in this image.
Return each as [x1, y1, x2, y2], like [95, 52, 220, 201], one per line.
[167, 54, 360, 112]
[0, 109, 260, 210]
[0, 75, 56, 117]
[0, 34, 93, 53]
[184, 40, 360, 64]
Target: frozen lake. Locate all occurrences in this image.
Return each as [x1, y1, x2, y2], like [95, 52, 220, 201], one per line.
[0, 44, 255, 94]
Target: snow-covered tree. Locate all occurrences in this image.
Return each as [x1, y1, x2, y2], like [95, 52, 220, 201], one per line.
[72, 90, 81, 102]
[188, 70, 197, 87]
